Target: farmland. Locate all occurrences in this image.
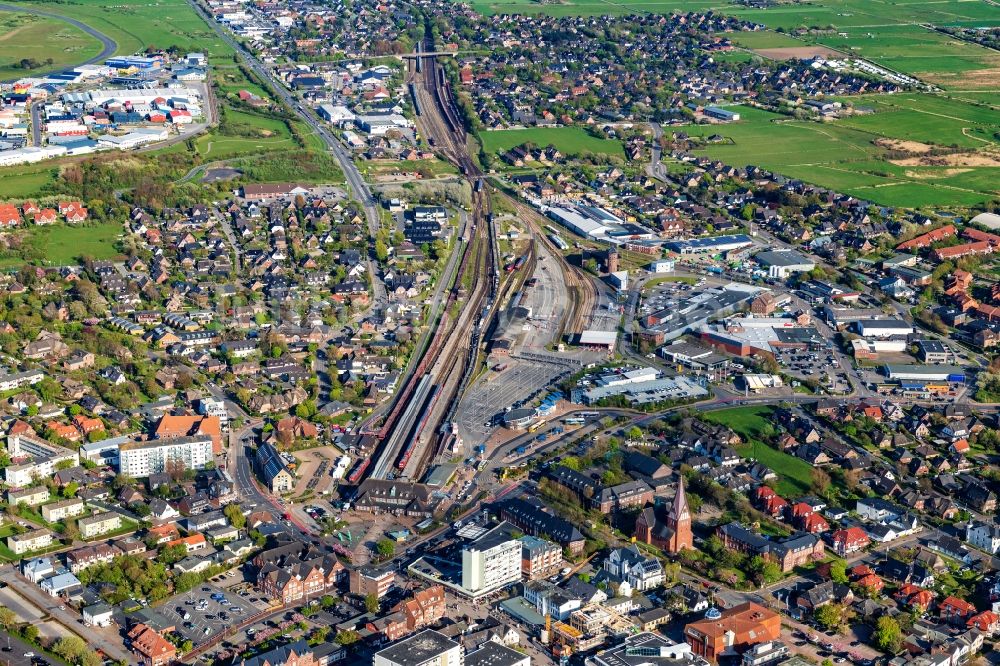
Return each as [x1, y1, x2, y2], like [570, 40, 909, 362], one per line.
[725, 0, 1000, 90]
[21, 0, 234, 59]
[464, 0, 1000, 90]
[480, 127, 625, 162]
[466, 0, 720, 17]
[0, 12, 103, 80]
[678, 104, 1000, 208]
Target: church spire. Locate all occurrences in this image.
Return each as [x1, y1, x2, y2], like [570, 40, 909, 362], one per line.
[671, 475, 690, 520]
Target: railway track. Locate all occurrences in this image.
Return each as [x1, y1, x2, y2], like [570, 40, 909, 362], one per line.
[359, 35, 500, 484]
[503, 194, 598, 338]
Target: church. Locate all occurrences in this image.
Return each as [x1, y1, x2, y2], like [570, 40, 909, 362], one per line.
[633, 477, 693, 553]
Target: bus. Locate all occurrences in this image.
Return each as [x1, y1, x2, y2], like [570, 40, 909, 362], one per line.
[528, 421, 546, 433]
[563, 418, 585, 426]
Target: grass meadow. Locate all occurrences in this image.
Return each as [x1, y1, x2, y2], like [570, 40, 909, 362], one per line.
[481, 126, 625, 160]
[0, 12, 103, 80]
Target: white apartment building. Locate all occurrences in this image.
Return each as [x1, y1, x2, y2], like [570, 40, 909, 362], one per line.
[5, 435, 79, 487]
[966, 520, 1000, 555]
[198, 397, 230, 426]
[41, 498, 85, 522]
[118, 435, 213, 478]
[461, 523, 522, 596]
[8, 528, 53, 555]
[78, 512, 121, 539]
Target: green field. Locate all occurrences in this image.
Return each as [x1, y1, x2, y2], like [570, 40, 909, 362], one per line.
[702, 406, 814, 497]
[467, 0, 720, 16]
[678, 104, 1000, 208]
[23, 0, 234, 59]
[194, 109, 295, 159]
[723, 0, 1000, 90]
[32, 222, 124, 265]
[463, 0, 1000, 90]
[0, 165, 58, 198]
[481, 127, 624, 161]
[0, 12, 103, 80]
[835, 94, 1000, 149]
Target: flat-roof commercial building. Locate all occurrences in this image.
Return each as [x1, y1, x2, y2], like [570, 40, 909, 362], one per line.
[754, 250, 815, 279]
[852, 319, 914, 339]
[118, 435, 213, 478]
[665, 234, 753, 255]
[644, 285, 760, 342]
[466, 643, 529, 666]
[374, 630, 461, 666]
[882, 365, 966, 382]
[916, 339, 957, 364]
[577, 375, 708, 406]
[502, 408, 536, 430]
[592, 632, 708, 666]
[578, 330, 618, 349]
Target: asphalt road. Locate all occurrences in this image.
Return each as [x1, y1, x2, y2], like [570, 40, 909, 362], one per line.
[0, 4, 117, 83]
[0, 567, 129, 663]
[187, 0, 386, 305]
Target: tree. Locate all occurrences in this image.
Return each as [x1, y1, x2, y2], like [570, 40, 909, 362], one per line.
[224, 503, 246, 529]
[62, 481, 79, 498]
[364, 593, 380, 614]
[874, 615, 902, 653]
[0, 607, 15, 629]
[829, 559, 848, 584]
[165, 458, 187, 482]
[53, 636, 89, 664]
[181, 640, 193, 653]
[375, 238, 389, 262]
[61, 518, 79, 542]
[810, 467, 831, 496]
[815, 603, 844, 631]
[112, 473, 135, 490]
[22, 624, 38, 642]
[335, 629, 360, 645]
[159, 543, 187, 565]
[375, 538, 395, 559]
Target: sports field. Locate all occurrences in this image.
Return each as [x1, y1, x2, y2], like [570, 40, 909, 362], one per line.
[480, 127, 625, 161]
[0, 12, 103, 80]
[22, 0, 234, 59]
[679, 104, 1000, 208]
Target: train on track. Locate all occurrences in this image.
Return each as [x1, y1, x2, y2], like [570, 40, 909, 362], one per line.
[505, 254, 528, 273]
[396, 384, 441, 471]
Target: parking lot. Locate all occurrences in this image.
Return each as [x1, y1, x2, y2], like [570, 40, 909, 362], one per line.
[455, 360, 562, 445]
[154, 583, 268, 647]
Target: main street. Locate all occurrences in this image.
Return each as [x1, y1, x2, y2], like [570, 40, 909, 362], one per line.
[188, 0, 386, 305]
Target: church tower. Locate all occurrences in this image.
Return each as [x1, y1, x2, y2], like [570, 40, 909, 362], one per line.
[666, 476, 693, 553]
